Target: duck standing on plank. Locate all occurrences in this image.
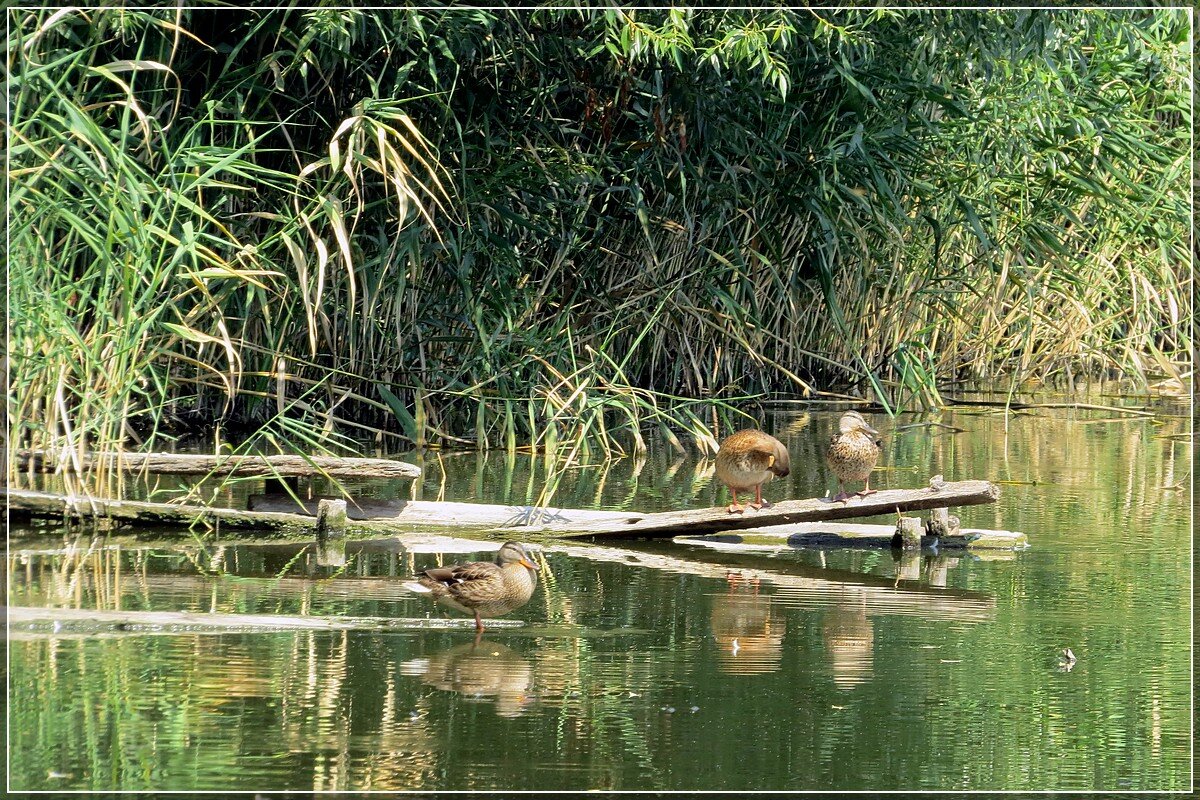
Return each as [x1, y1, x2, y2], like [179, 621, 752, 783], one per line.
[714, 429, 791, 514]
[405, 542, 540, 633]
[826, 411, 882, 503]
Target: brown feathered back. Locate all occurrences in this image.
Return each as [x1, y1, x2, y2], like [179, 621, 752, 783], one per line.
[715, 429, 790, 489]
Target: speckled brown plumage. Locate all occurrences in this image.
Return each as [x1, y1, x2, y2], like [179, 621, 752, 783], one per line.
[410, 542, 540, 632]
[715, 429, 791, 513]
[826, 411, 881, 503]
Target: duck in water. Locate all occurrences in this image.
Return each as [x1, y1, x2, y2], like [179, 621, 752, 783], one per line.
[405, 541, 540, 634]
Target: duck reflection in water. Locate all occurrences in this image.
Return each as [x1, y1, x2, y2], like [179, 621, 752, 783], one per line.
[710, 573, 785, 675]
[401, 640, 535, 718]
[822, 600, 875, 689]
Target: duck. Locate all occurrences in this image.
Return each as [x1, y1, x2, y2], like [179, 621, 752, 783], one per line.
[826, 410, 881, 503]
[714, 429, 791, 514]
[404, 541, 540, 633]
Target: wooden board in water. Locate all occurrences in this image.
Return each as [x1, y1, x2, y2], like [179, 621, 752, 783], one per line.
[13, 450, 421, 479]
[678, 521, 1028, 551]
[6, 479, 1009, 546]
[527, 480, 1002, 539]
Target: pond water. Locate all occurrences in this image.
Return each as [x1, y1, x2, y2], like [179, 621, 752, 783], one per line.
[6, 400, 1192, 791]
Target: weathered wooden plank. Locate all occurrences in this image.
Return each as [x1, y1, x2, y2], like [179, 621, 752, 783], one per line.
[246, 494, 626, 526]
[677, 521, 1029, 550]
[7, 488, 321, 534]
[5, 489, 628, 534]
[530, 480, 1001, 539]
[6, 606, 523, 636]
[6, 479, 1004, 543]
[13, 450, 421, 479]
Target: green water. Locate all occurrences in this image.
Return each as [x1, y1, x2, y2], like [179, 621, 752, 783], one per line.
[6, 403, 1192, 791]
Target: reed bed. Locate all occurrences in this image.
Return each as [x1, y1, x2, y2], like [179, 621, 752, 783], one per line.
[7, 7, 1190, 488]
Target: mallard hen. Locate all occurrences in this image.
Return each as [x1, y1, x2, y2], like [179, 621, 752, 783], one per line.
[715, 429, 791, 514]
[826, 410, 881, 503]
[405, 541, 540, 632]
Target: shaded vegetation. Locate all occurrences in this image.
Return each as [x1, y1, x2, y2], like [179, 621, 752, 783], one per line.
[7, 7, 1191, 472]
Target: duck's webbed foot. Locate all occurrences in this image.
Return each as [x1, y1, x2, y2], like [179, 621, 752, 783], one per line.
[727, 488, 745, 514]
[749, 485, 773, 511]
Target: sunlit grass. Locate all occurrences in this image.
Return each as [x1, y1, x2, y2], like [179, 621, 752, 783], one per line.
[7, 7, 1190, 498]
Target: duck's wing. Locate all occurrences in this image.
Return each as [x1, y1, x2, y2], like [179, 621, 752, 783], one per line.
[419, 559, 493, 584]
[418, 565, 463, 586]
[442, 561, 506, 601]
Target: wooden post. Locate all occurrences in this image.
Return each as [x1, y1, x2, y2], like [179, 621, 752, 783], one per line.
[892, 515, 923, 550]
[315, 499, 347, 567]
[925, 507, 959, 538]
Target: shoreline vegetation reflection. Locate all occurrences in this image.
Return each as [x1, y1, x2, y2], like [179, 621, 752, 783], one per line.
[8, 403, 1191, 792]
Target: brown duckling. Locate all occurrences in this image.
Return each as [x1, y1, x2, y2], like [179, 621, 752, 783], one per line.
[715, 429, 791, 514]
[826, 410, 881, 503]
[405, 541, 540, 633]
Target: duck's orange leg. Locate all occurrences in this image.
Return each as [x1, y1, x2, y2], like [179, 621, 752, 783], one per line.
[857, 474, 877, 497]
[474, 611, 485, 633]
[832, 480, 851, 503]
[749, 483, 772, 510]
[727, 488, 745, 514]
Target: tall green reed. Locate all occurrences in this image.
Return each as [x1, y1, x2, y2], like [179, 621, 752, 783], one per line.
[7, 7, 1190, 497]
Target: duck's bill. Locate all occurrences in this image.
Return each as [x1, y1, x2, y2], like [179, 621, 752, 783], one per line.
[520, 558, 540, 570]
[864, 425, 880, 437]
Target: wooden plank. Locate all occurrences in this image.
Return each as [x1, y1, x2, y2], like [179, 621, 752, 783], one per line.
[5, 606, 524, 636]
[530, 480, 1001, 539]
[245, 494, 627, 526]
[6, 489, 628, 534]
[677, 522, 1029, 550]
[6, 480, 1006, 544]
[13, 450, 421, 479]
[7, 488, 321, 534]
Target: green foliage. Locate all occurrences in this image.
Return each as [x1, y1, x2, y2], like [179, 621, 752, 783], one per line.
[7, 7, 1190, 474]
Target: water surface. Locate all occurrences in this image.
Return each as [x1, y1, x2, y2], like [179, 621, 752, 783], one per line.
[7, 401, 1192, 791]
